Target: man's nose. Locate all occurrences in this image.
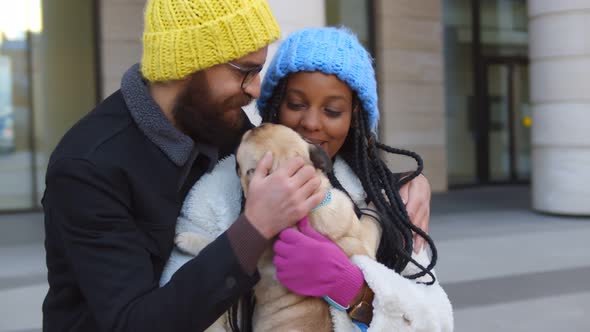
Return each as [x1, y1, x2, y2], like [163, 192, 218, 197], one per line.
[244, 74, 262, 99]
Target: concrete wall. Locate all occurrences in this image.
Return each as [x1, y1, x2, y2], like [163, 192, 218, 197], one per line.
[374, 0, 447, 192]
[529, 0, 590, 215]
[99, 0, 145, 98]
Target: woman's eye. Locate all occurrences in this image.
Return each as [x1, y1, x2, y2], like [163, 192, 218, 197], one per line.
[325, 109, 343, 117]
[287, 102, 306, 110]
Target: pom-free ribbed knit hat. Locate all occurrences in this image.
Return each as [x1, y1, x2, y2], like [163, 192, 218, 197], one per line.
[141, 0, 280, 82]
[257, 27, 379, 132]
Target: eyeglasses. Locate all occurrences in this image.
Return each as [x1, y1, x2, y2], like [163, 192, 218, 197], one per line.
[227, 62, 264, 89]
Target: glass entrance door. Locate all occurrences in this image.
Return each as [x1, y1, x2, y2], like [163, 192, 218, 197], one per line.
[484, 59, 530, 182]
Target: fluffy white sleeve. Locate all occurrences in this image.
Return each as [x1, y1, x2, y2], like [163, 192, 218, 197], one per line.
[160, 156, 242, 287]
[341, 250, 454, 332]
[159, 240, 199, 286]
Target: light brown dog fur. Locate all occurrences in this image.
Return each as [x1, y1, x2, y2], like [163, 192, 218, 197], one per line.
[235, 123, 380, 332]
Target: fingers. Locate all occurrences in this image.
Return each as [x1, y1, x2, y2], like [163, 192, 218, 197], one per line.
[273, 255, 288, 271]
[277, 156, 306, 177]
[402, 176, 431, 254]
[401, 174, 431, 219]
[399, 180, 410, 205]
[304, 189, 326, 215]
[274, 229, 305, 260]
[289, 164, 317, 188]
[274, 234, 297, 259]
[277, 228, 304, 244]
[253, 151, 273, 180]
[267, 155, 321, 203]
[411, 206, 429, 253]
[273, 240, 289, 258]
[296, 216, 310, 228]
[298, 217, 329, 242]
[403, 180, 422, 218]
[274, 157, 318, 191]
[413, 234, 424, 253]
[298, 175, 322, 202]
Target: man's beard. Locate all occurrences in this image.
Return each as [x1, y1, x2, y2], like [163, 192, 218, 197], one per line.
[173, 71, 251, 150]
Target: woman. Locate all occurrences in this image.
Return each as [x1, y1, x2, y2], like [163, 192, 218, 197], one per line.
[162, 27, 453, 331]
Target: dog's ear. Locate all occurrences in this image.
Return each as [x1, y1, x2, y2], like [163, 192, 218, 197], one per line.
[309, 145, 333, 174]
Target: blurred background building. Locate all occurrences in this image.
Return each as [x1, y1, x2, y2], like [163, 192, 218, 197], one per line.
[0, 0, 588, 215]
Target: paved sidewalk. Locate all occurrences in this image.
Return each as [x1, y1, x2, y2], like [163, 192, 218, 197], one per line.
[431, 185, 590, 332]
[0, 185, 589, 331]
[0, 213, 45, 332]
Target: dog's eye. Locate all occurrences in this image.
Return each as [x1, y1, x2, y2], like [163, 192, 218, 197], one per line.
[246, 169, 255, 176]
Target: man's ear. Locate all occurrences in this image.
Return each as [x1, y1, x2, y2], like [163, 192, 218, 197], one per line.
[309, 144, 333, 174]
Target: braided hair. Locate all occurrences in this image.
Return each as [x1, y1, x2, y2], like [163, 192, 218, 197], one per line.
[228, 76, 438, 331]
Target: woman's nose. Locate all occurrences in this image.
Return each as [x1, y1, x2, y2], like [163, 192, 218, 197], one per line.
[301, 109, 321, 131]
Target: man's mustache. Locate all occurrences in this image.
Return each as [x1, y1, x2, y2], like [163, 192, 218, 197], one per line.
[225, 93, 252, 110]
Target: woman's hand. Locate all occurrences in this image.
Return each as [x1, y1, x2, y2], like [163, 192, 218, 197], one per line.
[399, 174, 432, 253]
[273, 217, 364, 307]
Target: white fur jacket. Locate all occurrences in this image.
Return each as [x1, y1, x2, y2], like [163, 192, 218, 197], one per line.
[160, 156, 454, 332]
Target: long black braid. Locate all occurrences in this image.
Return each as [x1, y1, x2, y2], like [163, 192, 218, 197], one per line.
[228, 76, 437, 331]
[344, 109, 437, 280]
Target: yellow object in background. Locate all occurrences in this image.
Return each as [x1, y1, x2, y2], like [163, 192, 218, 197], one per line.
[523, 116, 532, 128]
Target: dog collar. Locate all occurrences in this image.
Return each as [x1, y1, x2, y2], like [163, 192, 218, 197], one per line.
[312, 190, 332, 211]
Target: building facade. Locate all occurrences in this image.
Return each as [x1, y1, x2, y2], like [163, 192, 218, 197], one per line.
[0, 0, 588, 215]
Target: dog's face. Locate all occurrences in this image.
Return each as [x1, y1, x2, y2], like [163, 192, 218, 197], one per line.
[235, 123, 332, 195]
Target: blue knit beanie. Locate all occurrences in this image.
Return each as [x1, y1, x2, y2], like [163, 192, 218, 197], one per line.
[257, 27, 379, 132]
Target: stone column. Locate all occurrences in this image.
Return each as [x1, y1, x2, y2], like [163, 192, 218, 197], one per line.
[32, 0, 97, 203]
[374, 0, 447, 191]
[529, 0, 590, 215]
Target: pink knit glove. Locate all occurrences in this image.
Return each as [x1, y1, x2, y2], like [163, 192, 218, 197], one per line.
[273, 217, 364, 307]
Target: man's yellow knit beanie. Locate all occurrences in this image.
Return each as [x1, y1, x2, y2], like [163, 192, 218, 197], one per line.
[141, 0, 280, 82]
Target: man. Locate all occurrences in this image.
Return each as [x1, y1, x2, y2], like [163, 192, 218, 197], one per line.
[42, 0, 432, 331]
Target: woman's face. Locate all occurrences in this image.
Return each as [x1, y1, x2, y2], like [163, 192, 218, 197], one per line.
[278, 72, 356, 158]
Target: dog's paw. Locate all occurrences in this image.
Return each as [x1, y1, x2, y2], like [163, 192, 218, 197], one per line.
[337, 236, 369, 257]
[175, 232, 212, 256]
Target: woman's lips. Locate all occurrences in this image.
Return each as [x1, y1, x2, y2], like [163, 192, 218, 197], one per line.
[303, 137, 323, 145]
[303, 137, 328, 150]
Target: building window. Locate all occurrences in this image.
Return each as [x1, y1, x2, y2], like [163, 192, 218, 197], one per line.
[325, 0, 374, 54]
[444, 0, 529, 186]
[0, 0, 98, 211]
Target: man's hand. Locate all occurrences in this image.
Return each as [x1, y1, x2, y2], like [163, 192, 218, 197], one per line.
[399, 174, 431, 253]
[244, 152, 325, 239]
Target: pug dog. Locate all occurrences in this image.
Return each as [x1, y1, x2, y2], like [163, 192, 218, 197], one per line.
[235, 123, 380, 332]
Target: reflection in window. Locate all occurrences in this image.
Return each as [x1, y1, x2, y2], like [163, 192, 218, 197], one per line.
[444, 0, 529, 185]
[0, 0, 97, 211]
[0, 0, 42, 209]
[444, 0, 476, 186]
